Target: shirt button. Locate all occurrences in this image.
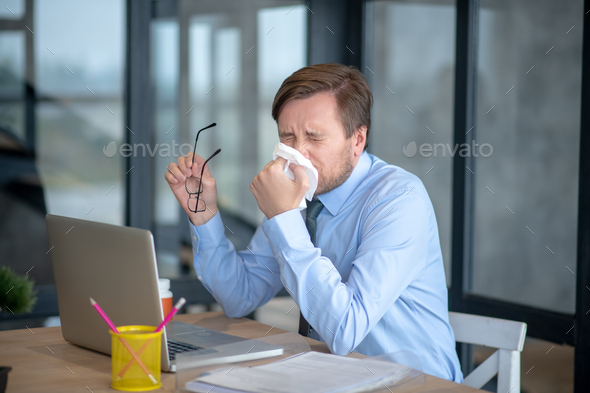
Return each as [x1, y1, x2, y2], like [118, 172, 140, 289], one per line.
[197, 275, 202, 280]
[192, 235, 197, 241]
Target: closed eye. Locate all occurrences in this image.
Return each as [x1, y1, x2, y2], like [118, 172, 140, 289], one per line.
[306, 130, 324, 140]
[308, 135, 325, 142]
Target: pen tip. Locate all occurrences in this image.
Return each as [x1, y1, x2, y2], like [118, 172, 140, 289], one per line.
[90, 297, 96, 305]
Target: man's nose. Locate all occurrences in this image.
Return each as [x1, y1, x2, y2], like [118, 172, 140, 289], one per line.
[292, 141, 311, 160]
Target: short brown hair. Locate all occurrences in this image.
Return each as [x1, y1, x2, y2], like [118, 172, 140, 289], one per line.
[272, 63, 373, 150]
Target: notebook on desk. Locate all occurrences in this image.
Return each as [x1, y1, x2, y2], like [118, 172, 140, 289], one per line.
[185, 351, 417, 393]
[46, 214, 283, 372]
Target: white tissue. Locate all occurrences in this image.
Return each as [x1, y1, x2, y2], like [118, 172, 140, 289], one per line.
[272, 142, 318, 210]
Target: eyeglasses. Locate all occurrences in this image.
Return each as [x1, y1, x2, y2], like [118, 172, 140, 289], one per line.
[185, 123, 221, 213]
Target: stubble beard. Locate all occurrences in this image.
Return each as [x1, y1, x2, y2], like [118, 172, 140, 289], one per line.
[315, 147, 355, 196]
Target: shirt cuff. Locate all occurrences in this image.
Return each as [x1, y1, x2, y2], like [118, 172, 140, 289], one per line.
[188, 211, 225, 253]
[262, 208, 310, 251]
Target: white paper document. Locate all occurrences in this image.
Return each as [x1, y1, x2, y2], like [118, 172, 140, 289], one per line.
[185, 351, 414, 393]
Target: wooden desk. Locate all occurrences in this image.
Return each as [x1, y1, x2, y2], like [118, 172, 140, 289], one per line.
[0, 312, 480, 392]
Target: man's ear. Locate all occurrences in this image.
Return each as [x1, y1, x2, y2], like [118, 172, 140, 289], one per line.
[353, 126, 367, 156]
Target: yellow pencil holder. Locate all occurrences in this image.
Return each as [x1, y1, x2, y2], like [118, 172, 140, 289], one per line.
[110, 325, 162, 391]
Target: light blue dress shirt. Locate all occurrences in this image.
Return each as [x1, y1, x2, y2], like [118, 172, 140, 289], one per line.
[190, 152, 463, 382]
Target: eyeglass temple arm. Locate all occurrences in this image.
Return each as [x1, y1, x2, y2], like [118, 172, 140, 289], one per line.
[192, 122, 217, 165]
[200, 148, 222, 179]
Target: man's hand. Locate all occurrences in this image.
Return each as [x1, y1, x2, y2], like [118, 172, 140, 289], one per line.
[165, 152, 219, 226]
[250, 158, 310, 219]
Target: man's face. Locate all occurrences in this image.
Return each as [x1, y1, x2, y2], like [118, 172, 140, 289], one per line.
[277, 93, 358, 195]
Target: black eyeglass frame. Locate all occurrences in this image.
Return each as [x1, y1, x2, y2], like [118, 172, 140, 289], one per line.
[185, 123, 221, 213]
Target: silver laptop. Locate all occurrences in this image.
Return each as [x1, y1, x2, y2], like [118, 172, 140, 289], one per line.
[46, 214, 283, 372]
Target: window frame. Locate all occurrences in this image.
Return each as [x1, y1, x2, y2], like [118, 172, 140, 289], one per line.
[143, 0, 590, 388]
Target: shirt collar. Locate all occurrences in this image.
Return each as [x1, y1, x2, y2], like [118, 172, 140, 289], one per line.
[317, 151, 371, 216]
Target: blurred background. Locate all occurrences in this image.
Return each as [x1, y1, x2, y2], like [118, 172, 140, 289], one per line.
[1, 0, 589, 392]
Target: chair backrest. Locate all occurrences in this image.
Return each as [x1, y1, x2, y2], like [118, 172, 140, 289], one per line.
[449, 312, 527, 393]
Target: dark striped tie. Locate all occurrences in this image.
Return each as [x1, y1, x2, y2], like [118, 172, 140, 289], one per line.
[298, 198, 324, 336]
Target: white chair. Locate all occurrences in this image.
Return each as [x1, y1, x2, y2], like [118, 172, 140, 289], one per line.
[449, 312, 527, 393]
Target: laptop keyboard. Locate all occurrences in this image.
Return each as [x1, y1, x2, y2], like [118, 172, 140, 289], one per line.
[167, 339, 215, 361]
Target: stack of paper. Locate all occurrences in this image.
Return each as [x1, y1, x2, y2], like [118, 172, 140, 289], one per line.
[185, 351, 414, 393]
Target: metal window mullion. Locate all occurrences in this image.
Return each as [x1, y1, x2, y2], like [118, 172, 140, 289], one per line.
[574, 1, 590, 392]
[450, 0, 479, 312]
[24, 0, 35, 152]
[306, 0, 364, 68]
[125, 0, 153, 230]
[450, 0, 479, 377]
[178, 3, 189, 145]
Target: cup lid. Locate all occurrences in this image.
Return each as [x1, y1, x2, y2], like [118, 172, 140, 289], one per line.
[158, 278, 170, 291]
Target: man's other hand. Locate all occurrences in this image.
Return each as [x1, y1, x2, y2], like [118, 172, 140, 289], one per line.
[165, 152, 219, 226]
[250, 158, 310, 219]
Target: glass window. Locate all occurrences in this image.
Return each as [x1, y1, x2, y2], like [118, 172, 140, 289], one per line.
[257, 6, 307, 175]
[152, 19, 182, 277]
[153, 20, 180, 228]
[0, 31, 25, 139]
[0, 0, 125, 290]
[367, 0, 456, 285]
[472, 0, 583, 313]
[0, 0, 24, 19]
[151, 1, 306, 277]
[35, 0, 126, 225]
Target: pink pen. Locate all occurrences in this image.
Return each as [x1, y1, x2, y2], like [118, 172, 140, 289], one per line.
[90, 297, 120, 333]
[90, 297, 158, 384]
[116, 297, 186, 380]
[155, 297, 186, 332]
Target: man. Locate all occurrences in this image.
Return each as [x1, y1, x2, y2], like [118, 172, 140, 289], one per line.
[165, 63, 463, 382]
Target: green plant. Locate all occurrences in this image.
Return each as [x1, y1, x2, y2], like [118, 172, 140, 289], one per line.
[0, 266, 37, 315]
